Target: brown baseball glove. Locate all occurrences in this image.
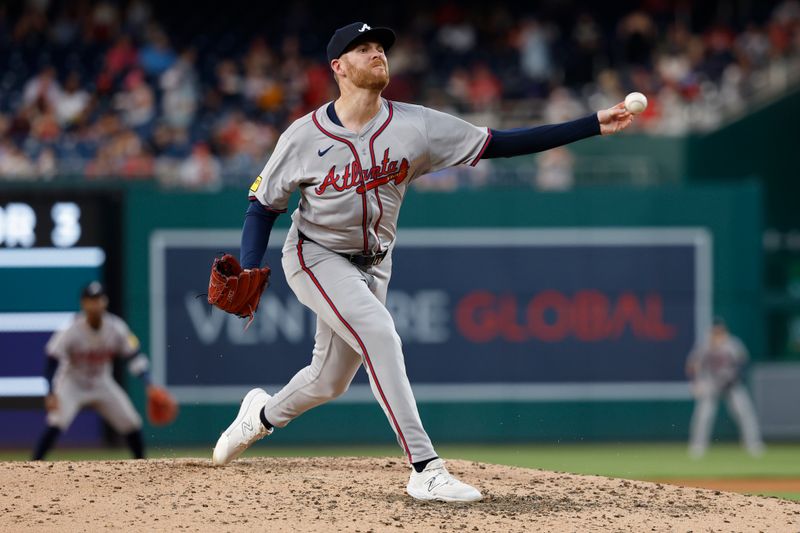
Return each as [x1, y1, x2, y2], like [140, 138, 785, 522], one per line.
[147, 386, 178, 426]
[207, 254, 271, 325]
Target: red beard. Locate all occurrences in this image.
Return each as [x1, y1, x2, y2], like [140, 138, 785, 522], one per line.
[343, 59, 390, 91]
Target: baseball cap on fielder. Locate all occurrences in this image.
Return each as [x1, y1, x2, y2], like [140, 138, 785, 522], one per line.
[81, 281, 106, 299]
[327, 22, 396, 63]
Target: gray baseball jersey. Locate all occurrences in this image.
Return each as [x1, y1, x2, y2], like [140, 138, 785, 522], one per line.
[688, 334, 748, 389]
[249, 99, 491, 254]
[45, 312, 142, 432]
[248, 99, 490, 464]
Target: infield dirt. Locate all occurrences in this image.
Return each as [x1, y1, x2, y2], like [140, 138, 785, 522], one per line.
[1, 457, 798, 532]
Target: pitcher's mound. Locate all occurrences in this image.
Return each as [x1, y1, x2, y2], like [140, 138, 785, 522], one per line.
[1, 457, 798, 532]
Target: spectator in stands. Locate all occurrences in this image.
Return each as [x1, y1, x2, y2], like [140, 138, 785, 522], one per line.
[124, 0, 153, 39]
[36, 147, 57, 179]
[617, 9, 657, 67]
[702, 24, 737, 82]
[543, 87, 585, 124]
[0, 0, 798, 184]
[178, 142, 221, 190]
[436, 4, 477, 62]
[88, 1, 121, 43]
[303, 61, 337, 110]
[102, 34, 139, 85]
[0, 140, 35, 179]
[651, 86, 687, 135]
[586, 68, 625, 112]
[138, 25, 176, 77]
[54, 71, 91, 128]
[29, 108, 60, 144]
[564, 13, 603, 87]
[49, 8, 80, 47]
[445, 67, 471, 110]
[23, 66, 60, 113]
[114, 69, 155, 132]
[242, 63, 270, 111]
[517, 18, 555, 92]
[84, 138, 114, 178]
[535, 147, 575, 191]
[215, 59, 244, 109]
[149, 123, 189, 158]
[160, 48, 199, 129]
[468, 63, 503, 111]
[113, 129, 154, 178]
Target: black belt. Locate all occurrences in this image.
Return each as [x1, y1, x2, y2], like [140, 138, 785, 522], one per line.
[298, 231, 387, 267]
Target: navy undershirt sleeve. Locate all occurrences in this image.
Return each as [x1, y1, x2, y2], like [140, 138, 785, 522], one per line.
[138, 368, 152, 386]
[126, 353, 152, 386]
[483, 113, 601, 159]
[240, 200, 280, 269]
[44, 357, 59, 393]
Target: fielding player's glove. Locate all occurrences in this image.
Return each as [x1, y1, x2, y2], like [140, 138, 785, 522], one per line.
[146, 386, 178, 426]
[207, 254, 271, 326]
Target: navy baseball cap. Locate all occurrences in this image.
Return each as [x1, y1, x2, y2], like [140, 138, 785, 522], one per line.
[327, 22, 396, 63]
[81, 281, 106, 299]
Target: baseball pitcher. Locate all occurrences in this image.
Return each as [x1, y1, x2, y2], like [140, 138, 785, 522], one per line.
[208, 22, 635, 501]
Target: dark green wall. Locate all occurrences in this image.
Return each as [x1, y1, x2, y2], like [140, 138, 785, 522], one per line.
[687, 87, 800, 230]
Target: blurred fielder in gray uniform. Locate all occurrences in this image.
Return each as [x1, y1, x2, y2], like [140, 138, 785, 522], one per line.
[210, 21, 635, 502]
[686, 317, 765, 458]
[32, 282, 151, 460]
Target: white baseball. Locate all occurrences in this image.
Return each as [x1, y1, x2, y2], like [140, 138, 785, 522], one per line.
[624, 92, 648, 114]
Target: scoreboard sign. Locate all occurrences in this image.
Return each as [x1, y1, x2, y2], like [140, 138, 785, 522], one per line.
[0, 195, 114, 249]
[150, 228, 710, 404]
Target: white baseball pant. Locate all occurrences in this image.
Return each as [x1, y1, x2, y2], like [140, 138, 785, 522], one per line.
[688, 380, 764, 456]
[48, 375, 142, 434]
[262, 226, 437, 464]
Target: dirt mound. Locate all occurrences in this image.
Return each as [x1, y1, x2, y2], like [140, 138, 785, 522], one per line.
[1, 457, 798, 532]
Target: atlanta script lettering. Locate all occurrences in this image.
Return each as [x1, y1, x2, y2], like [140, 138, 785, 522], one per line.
[315, 148, 409, 195]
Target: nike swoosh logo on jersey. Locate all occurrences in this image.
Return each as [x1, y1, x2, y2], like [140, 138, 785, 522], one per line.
[318, 145, 334, 157]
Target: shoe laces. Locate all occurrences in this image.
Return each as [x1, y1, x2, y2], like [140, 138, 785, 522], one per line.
[423, 463, 459, 488]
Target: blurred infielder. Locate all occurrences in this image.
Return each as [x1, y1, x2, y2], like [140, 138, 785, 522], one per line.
[32, 282, 176, 460]
[686, 317, 764, 458]
[208, 22, 634, 502]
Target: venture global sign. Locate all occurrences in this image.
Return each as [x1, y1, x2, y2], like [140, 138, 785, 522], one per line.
[150, 228, 710, 402]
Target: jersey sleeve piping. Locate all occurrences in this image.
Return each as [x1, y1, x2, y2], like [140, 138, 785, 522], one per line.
[469, 128, 493, 167]
[247, 193, 289, 213]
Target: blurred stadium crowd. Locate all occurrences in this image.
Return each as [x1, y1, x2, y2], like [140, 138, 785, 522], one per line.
[0, 0, 798, 187]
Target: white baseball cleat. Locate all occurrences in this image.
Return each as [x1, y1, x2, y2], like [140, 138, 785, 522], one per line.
[212, 388, 272, 466]
[406, 458, 482, 502]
